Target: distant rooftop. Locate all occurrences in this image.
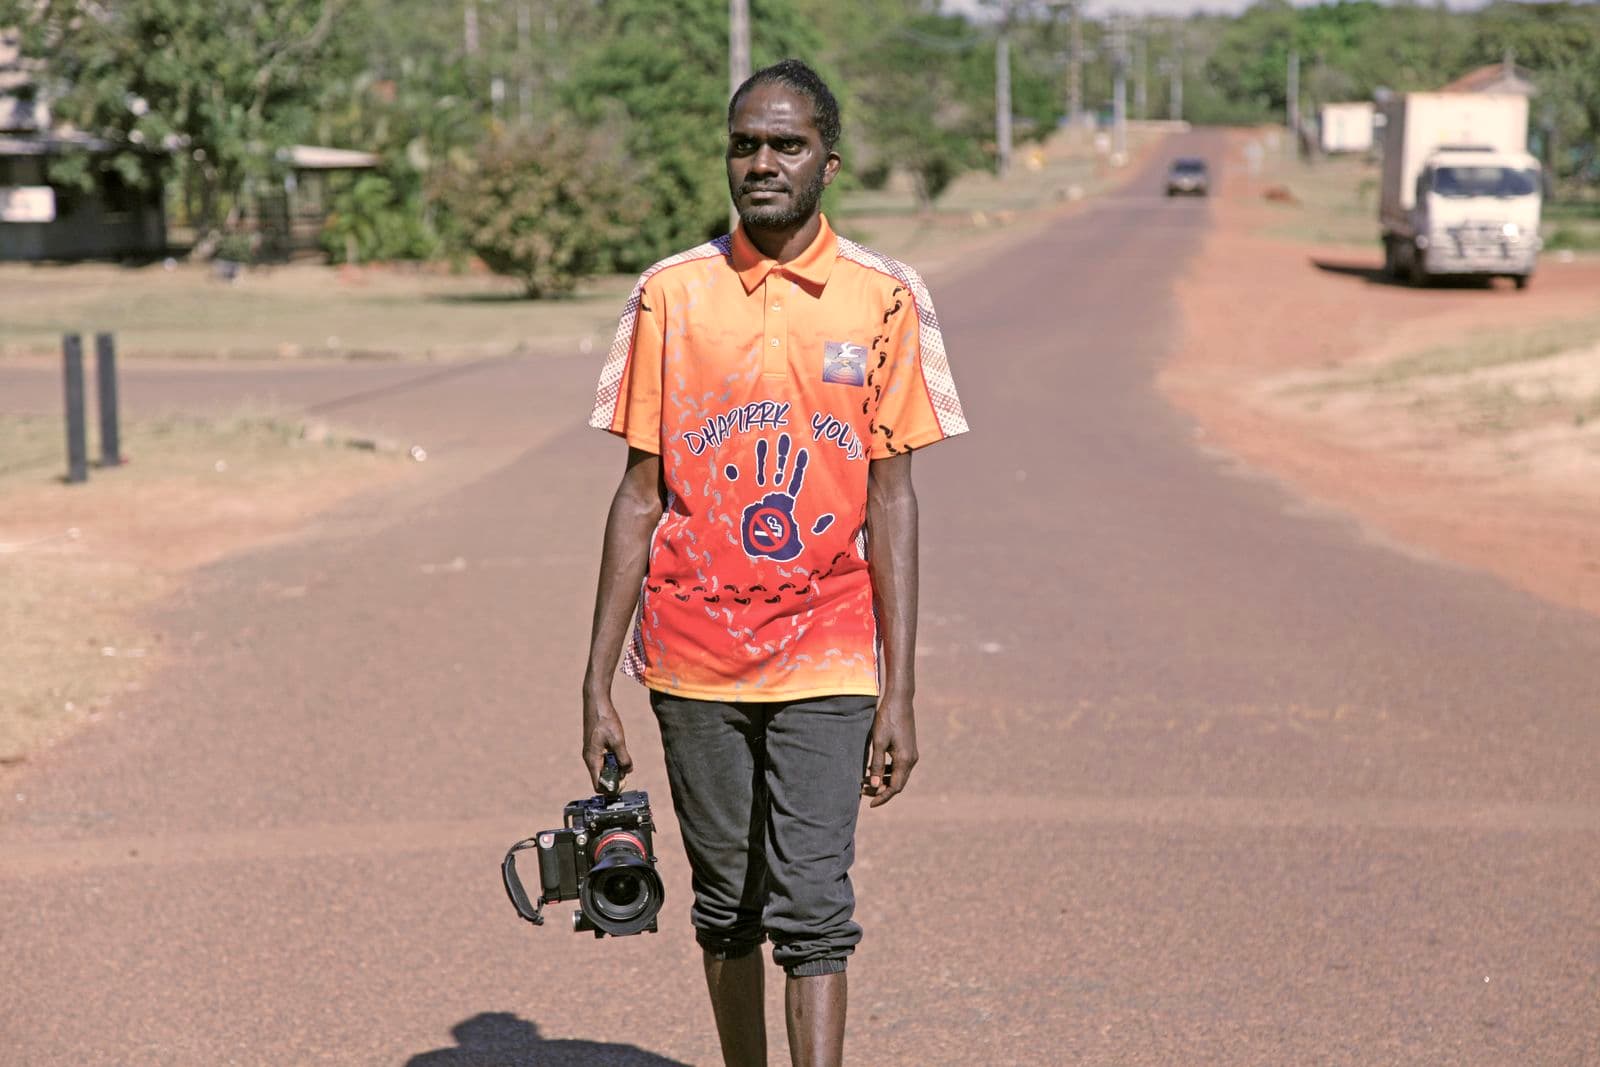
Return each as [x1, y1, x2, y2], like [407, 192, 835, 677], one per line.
[281, 145, 380, 170]
[1440, 60, 1536, 96]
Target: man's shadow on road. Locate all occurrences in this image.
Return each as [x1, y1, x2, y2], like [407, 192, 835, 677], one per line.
[407, 1011, 689, 1067]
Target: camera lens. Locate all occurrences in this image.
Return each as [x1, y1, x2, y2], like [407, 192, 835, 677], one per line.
[580, 830, 664, 936]
[591, 868, 646, 920]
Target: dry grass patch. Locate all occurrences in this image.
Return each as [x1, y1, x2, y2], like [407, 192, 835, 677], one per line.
[1269, 320, 1600, 489]
[0, 261, 632, 363]
[0, 410, 411, 763]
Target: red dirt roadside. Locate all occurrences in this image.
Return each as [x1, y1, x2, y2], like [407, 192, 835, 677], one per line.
[1164, 133, 1600, 617]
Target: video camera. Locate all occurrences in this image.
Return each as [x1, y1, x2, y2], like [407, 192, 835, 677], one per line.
[501, 753, 665, 937]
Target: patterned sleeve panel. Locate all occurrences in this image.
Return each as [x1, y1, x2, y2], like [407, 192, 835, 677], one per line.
[589, 272, 666, 454]
[863, 261, 969, 459]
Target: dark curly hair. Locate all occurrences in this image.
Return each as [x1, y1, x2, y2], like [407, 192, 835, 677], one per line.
[728, 59, 841, 153]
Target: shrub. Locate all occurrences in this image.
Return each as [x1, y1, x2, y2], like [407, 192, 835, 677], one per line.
[321, 173, 441, 264]
[430, 120, 644, 298]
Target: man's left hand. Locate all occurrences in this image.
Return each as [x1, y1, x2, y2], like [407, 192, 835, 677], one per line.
[863, 698, 918, 807]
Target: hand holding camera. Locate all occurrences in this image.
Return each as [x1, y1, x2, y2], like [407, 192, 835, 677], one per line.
[502, 752, 665, 938]
[582, 692, 633, 793]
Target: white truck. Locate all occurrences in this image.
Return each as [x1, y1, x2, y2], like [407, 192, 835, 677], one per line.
[1379, 92, 1542, 289]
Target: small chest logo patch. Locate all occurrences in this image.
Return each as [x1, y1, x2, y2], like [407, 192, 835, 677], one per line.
[821, 341, 868, 386]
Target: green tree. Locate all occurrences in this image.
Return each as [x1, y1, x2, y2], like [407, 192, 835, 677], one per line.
[1468, 1, 1600, 189]
[8, 0, 358, 253]
[430, 118, 645, 298]
[1200, 0, 1300, 121]
[848, 12, 990, 208]
[308, 2, 486, 263]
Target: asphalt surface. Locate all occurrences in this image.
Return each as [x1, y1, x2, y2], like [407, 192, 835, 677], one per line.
[3, 132, 1597, 1066]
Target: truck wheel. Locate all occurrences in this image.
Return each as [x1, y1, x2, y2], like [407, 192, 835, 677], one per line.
[1381, 239, 1397, 279]
[1513, 274, 1530, 291]
[1407, 257, 1430, 288]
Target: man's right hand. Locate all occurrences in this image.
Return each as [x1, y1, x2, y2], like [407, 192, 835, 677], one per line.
[582, 691, 633, 793]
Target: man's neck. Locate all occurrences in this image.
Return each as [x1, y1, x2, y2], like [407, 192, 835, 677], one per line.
[743, 213, 822, 263]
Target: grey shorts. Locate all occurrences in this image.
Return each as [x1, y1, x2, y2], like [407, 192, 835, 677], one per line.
[650, 691, 876, 978]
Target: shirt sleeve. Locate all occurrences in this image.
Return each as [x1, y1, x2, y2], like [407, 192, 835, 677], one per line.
[868, 268, 969, 459]
[588, 274, 666, 454]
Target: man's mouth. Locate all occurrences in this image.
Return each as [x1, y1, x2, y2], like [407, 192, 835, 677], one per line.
[742, 184, 788, 197]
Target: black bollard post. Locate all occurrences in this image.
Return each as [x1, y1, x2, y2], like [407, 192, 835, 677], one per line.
[95, 331, 122, 467]
[62, 333, 89, 484]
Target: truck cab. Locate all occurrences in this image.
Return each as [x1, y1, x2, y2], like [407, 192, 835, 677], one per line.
[1404, 148, 1542, 287]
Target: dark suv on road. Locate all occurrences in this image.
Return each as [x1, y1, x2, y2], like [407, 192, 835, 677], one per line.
[1165, 157, 1209, 197]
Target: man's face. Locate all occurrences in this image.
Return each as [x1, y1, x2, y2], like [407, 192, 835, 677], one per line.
[726, 83, 840, 231]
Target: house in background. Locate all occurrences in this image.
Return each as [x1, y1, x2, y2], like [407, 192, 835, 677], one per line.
[1319, 101, 1376, 155]
[256, 144, 381, 261]
[0, 28, 168, 261]
[1440, 58, 1537, 97]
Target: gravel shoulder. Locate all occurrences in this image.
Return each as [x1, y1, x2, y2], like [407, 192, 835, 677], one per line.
[1164, 130, 1600, 616]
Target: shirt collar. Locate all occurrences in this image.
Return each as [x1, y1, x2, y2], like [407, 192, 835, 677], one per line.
[729, 214, 838, 294]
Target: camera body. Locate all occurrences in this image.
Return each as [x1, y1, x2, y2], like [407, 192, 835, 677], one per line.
[503, 777, 665, 938]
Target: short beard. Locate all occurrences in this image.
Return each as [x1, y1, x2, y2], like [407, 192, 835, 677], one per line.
[734, 164, 828, 231]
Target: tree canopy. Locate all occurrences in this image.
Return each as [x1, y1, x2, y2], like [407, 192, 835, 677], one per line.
[9, 0, 360, 250]
[6, 0, 1598, 288]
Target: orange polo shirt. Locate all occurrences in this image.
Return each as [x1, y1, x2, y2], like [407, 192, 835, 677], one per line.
[590, 216, 967, 701]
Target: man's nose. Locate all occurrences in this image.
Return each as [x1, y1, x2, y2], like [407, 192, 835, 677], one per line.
[748, 144, 779, 174]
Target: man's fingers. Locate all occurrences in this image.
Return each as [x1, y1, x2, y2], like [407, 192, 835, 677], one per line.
[869, 749, 916, 807]
[582, 721, 631, 790]
[870, 767, 901, 806]
[863, 734, 888, 795]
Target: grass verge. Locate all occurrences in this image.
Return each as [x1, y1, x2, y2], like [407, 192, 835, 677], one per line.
[1308, 313, 1600, 391]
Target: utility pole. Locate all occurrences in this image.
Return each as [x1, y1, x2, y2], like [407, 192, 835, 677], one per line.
[463, 0, 479, 58]
[729, 0, 751, 232]
[1287, 48, 1300, 148]
[1069, 0, 1084, 127]
[517, 1, 533, 123]
[996, 27, 1013, 174]
[1171, 27, 1183, 122]
[1111, 15, 1128, 161]
[729, 0, 751, 102]
[1134, 22, 1147, 122]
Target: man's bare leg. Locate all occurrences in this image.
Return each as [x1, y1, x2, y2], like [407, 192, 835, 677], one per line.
[704, 950, 767, 1067]
[785, 972, 846, 1067]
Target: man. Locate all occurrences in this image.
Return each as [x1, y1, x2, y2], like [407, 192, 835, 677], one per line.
[581, 59, 967, 1067]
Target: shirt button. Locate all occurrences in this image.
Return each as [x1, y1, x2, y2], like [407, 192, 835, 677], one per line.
[771, 304, 782, 312]
[770, 338, 781, 348]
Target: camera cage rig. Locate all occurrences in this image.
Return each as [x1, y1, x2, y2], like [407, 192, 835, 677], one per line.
[501, 753, 664, 935]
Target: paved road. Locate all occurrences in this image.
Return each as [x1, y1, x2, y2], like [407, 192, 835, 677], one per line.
[3, 133, 1597, 1066]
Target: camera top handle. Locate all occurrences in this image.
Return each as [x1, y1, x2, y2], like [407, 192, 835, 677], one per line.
[502, 837, 546, 925]
[597, 752, 624, 799]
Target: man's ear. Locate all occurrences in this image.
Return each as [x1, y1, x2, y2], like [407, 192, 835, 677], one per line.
[823, 151, 842, 187]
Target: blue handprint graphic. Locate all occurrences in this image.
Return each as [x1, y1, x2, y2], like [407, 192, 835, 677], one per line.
[733, 433, 830, 562]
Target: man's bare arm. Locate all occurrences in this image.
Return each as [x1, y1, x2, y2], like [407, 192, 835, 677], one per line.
[864, 451, 919, 807]
[581, 447, 666, 790]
